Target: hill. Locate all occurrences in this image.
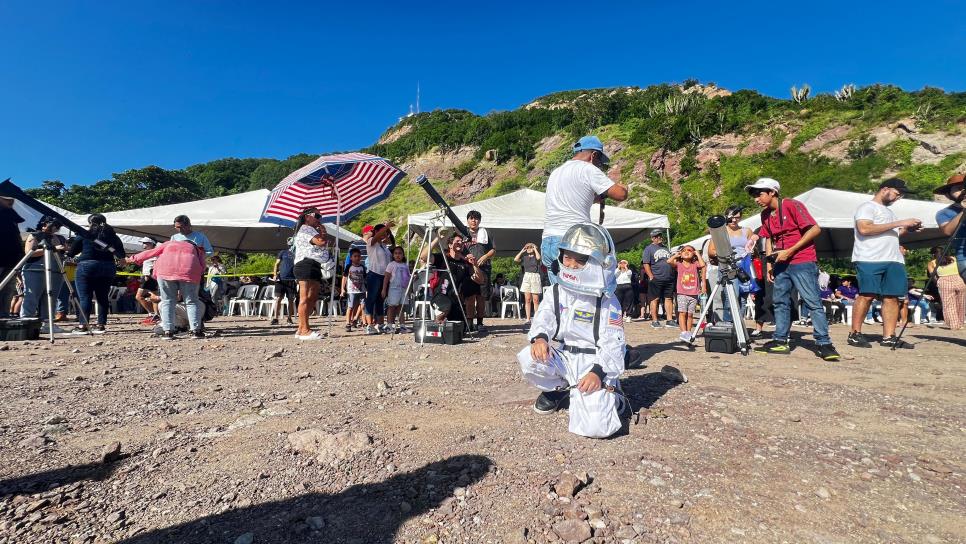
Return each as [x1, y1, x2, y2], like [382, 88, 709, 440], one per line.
[27, 81, 966, 248]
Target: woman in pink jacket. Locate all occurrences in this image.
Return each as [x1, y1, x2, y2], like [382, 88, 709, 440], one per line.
[127, 239, 206, 339]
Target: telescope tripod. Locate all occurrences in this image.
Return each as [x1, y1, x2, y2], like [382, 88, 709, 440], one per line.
[687, 261, 751, 355]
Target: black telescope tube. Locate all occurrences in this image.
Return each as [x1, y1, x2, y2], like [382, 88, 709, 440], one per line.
[0, 179, 115, 253]
[414, 175, 471, 239]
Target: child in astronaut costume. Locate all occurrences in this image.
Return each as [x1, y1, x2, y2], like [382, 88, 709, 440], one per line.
[517, 223, 627, 438]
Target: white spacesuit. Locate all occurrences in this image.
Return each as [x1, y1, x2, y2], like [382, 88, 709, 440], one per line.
[517, 223, 627, 438]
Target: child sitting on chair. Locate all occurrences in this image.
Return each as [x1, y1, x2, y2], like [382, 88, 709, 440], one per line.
[517, 223, 629, 439]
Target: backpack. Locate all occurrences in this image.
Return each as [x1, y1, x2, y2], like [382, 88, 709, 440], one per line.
[197, 287, 219, 322]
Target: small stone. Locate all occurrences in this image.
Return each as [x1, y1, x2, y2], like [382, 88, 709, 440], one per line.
[19, 434, 50, 448]
[788, 414, 802, 423]
[305, 516, 324, 530]
[377, 380, 390, 391]
[552, 519, 592, 542]
[264, 349, 284, 361]
[554, 473, 583, 498]
[660, 365, 688, 383]
[106, 510, 125, 524]
[614, 525, 638, 539]
[101, 441, 122, 463]
[26, 499, 50, 513]
[668, 499, 685, 509]
[407, 424, 417, 431]
[908, 472, 922, 482]
[43, 415, 67, 425]
[589, 518, 606, 529]
[815, 487, 831, 500]
[648, 477, 666, 487]
[70, 348, 80, 354]
[234, 533, 254, 544]
[89, 341, 103, 347]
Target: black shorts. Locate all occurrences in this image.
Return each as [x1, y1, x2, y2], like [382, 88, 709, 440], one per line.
[275, 279, 297, 298]
[140, 277, 158, 292]
[461, 280, 482, 298]
[293, 259, 321, 282]
[647, 279, 674, 300]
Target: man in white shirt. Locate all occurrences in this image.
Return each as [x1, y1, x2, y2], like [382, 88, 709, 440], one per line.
[848, 178, 922, 349]
[542, 135, 628, 284]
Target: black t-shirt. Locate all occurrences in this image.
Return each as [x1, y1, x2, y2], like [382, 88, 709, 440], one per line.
[430, 252, 477, 297]
[521, 253, 540, 274]
[0, 207, 25, 268]
[464, 229, 494, 272]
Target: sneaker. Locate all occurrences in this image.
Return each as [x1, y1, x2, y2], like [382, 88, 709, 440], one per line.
[533, 390, 570, 415]
[345, 324, 352, 332]
[880, 335, 914, 349]
[817, 344, 841, 361]
[678, 331, 692, 343]
[749, 329, 763, 338]
[624, 348, 645, 369]
[286, 319, 294, 325]
[754, 340, 791, 354]
[190, 329, 206, 340]
[397, 324, 408, 333]
[616, 394, 633, 420]
[91, 324, 106, 334]
[54, 312, 67, 322]
[270, 318, 279, 326]
[863, 318, 875, 325]
[847, 331, 872, 348]
[71, 325, 89, 335]
[140, 316, 156, 326]
[365, 325, 378, 335]
[161, 331, 176, 341]
[650, 321, 663, 329]
[476, 324, 488, 333]
[665, 320, 679, 329]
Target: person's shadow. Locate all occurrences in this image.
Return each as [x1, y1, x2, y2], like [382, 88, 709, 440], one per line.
[0, 459, 120, 498]
[621, 368, 684, 411]
[116, 454, 492, 544]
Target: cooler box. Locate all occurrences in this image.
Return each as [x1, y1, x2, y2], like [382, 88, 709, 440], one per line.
[0, 318, 42, 342]
[704, 322, 737, 354]
[413, 320, 464, 345]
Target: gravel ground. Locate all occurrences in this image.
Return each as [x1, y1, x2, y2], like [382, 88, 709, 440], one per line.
[0, 315, 963, 544]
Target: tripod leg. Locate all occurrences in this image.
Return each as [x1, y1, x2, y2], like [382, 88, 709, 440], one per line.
[689, 282, 720, 345]
[44, 250, 57, 343]
[50, 254, 90, 331]
[723, 282, 750, 354]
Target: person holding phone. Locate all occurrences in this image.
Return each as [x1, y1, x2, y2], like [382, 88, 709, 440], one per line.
[515, 242, 542, 323]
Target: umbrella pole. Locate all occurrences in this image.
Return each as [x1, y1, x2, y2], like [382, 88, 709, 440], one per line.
[328, 186, 341, 338]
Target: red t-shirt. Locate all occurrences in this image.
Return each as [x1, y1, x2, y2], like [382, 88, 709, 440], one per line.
[675, 261, 702, 296]
[757, 198, 818, 265]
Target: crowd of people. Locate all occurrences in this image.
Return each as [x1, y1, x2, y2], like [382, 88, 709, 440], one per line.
[0, 134, 964, 440]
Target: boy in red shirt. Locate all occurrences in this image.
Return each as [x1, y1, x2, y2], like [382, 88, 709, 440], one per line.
[745, 178, 840, 361]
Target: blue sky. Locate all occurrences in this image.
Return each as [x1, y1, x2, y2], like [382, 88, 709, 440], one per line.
[2, 0, 964, 188]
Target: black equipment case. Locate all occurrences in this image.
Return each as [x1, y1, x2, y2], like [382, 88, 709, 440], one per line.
[413, 320, 464, 345]
[704, 322, 737, 354]
[0, 318, 42, 342]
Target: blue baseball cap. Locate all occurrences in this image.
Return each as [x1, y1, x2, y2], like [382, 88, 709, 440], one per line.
[572, 135, 609, 164]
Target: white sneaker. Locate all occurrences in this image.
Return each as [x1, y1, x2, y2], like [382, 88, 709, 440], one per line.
[678, 331, 692, 343]
[365, 325, 378, 335]
[296, 331, 322, 340]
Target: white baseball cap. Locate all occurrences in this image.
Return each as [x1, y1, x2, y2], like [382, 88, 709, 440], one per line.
[139, 237, 157, 244]
[745, 177, 780, 194]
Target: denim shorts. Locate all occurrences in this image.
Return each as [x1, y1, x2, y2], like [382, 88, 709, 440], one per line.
[856, 261, 907, 297]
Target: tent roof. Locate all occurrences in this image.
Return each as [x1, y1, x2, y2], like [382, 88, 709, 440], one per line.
[102, 190, 360, 253]
[407, 188, 669, 255]
[13, 199, 145, 253]
[675, 187, 950, 258]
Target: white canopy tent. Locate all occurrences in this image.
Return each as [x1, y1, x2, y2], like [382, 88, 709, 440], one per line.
[13, 199, 145, 253]
[675, 187, 950, 258]
[102, 190, 359, 253]
[407, 188, 670, 255]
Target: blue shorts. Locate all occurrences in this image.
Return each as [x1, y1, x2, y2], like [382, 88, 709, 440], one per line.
[855, 261, 907, 297]
[346, 292, 364, 308]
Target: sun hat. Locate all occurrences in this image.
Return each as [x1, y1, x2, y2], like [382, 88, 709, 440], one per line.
[744, 178, 780, 194]
[573, 136, 610, 164]
[933, 173, 965, 195]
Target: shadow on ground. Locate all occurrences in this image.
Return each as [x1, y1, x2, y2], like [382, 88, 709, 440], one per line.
[621, 369, 682, 411]
[0, 459, 120, 498]
[910, 333, 966, 348]
[116, 454, 492, 544]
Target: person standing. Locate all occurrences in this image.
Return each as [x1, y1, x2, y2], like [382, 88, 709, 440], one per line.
[19, 216, 67, 329]
[127, 239, 206, 339]
[642, 229, 676, 329]
[745, 178, 840, 361]
[927, 246, 965, 330]
[846, 179, 921, 349]
[270, 239, 296, 326]
[362, 223, 393, 335]
[171, 215, 214, 257]
[708, 205, 756, 322]
[541, 135, 628, 284]
[934, 174, 965, 282]
[135, 238, 161, 325]
[614, 260, 635, 319]
[465, 210, 495, 331]
[68, 214, 126, 334]
[292, 208, 332, 340]
[514, 242, 542, 323]
[0, 196, 25, 317]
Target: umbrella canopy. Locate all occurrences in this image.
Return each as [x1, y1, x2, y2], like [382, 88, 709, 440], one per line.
[674, 187, 949, 258]
[260, 153, 406, 226]
[102, 190, 359, 253]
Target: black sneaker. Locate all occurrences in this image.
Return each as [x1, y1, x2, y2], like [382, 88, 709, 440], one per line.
[754, 340, 791, 354]
[161, 331, 176, 341]
[91, 324, 106, 334]
[847, 331, 872, 348]
[190, 329, 205, 339]
[533, 390, 570, 415]
[270, 318, 279, 326]
[624, 348, 646, 369]
[817, 344, 841, 361]
[71, 325, 89, 335]
[880, 335, 914, 349]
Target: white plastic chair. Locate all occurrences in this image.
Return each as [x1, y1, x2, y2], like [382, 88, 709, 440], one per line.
[256, 285, 277, 317]
[228, 284, 260, 316]
[500, 286, 521, 319]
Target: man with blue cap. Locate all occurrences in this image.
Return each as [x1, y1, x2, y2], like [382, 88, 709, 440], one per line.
[541, 136, 628, 285]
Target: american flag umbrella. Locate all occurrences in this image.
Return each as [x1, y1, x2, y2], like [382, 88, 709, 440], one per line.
[260, 152, 406, 226]
[260, 152, 406, 335]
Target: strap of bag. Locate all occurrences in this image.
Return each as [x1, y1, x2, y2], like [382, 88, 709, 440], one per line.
[552, 283, 561, 341]
[592, 295, 602, 347]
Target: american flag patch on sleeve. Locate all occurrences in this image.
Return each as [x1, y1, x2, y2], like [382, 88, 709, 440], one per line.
[608, 310, 623, 328]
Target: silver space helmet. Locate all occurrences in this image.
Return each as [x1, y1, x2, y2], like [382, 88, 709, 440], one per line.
[555, 223, 618, 297]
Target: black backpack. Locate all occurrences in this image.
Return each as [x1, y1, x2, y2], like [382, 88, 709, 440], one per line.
[197, 288, 218, 322]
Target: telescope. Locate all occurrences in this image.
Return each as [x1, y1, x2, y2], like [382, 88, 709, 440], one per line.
[414, 175, 471, 239]
[707, 215, 749, 282]
[0, 179, 117, 254]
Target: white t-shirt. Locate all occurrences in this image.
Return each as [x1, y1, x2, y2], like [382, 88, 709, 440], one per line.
[366, 242, 391, 275]
[615, 269, 633, 285]
[346, 264, 366, 294]
[294, 225, 331, 264]
[142, 257, 157, 277]
[852, 201, 903, 263]
[385, 260, 410, 289]
[543, 160, 614, 238]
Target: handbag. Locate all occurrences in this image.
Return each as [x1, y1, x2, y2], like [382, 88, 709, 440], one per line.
[319, 260, 335, 280]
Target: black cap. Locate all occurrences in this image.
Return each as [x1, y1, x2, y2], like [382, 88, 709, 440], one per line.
[878, 177, 910, 193]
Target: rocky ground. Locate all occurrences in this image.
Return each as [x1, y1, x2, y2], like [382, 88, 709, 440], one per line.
[0, 315, 963, 544]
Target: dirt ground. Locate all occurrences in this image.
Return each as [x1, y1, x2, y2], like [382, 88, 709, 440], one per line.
[0, 314, 963, 544]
